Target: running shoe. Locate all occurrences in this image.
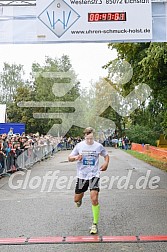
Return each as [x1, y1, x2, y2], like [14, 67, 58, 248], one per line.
[76, 199, 82, 207]
[90, 223, 98, 234]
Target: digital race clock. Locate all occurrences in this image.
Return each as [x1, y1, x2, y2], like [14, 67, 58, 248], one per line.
[88, 12, 126, 22]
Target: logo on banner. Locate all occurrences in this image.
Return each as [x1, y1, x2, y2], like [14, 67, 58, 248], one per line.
[38, 0, 80, 38]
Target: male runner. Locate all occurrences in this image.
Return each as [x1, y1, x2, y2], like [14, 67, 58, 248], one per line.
[68, 127, 109, 234]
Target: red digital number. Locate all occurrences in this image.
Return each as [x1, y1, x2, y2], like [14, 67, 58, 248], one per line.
[89, 13, 95, 22]
[107, 13, 112, 21]
[95, 13, 100, 21]
[102, 13, 107, 21]
[88, 12, 126, 22]
[114, 13, 120, 21]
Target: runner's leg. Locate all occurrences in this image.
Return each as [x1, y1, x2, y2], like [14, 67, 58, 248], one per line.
[90, 190, 100, 224]
[74, 192, 84, 203]
[74, 178, 88, 206]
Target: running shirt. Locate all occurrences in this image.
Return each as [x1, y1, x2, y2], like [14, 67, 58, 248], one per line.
[69, 140, 108, 180]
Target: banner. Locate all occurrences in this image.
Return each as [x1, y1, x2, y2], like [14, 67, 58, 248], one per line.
[37, 0, 152, 42]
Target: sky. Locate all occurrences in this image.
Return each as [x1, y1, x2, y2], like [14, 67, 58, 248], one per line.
[0, 43, 117, 89]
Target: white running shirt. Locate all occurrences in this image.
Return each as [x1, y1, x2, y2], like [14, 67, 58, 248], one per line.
[69, 140, 108, 180]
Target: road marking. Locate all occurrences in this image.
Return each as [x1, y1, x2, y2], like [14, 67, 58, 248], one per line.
[0, 235, 167, 245]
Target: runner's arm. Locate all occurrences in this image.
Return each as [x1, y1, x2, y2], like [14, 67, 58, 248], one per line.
[68, 154, 82, 162]
[100, 154, 109, 171]
[68, 145, 82, 162]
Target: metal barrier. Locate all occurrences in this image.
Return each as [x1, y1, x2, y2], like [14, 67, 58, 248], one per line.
[0, 143, 58, 177]
[0, 139, 77, 178]
[57, 141, 74, 151]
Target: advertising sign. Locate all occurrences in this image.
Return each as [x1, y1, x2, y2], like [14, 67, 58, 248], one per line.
[37, 0, 152, 42]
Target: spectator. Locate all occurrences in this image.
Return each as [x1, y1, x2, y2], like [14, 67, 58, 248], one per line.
[8, 128, 14, 137]
[124, 136, 129, 150]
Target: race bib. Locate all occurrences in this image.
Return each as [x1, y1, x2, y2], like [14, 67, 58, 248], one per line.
[83, 156, 95, 166]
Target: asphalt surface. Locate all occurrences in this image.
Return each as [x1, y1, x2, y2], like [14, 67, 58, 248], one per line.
[0, 147, 167, 252]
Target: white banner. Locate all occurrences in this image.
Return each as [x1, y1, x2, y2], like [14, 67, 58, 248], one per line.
[0, 6, 36, 43]
[37, 0, 152, 42]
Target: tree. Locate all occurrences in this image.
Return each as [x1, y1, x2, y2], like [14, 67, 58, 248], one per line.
[105, 42, 167, 138]
[0, 63, 26, 104]
[7, 85, 37, 133]
[93, 77, 123, 135]
[5, 55, 93, 136]
[126, 124, 159, 146]
[31, 55, 81, 135]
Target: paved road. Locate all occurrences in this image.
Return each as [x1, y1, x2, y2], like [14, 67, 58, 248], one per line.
[0, 147, 167, 252]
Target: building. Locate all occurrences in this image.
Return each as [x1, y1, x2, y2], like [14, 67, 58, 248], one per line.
[0, 104, 7, 123]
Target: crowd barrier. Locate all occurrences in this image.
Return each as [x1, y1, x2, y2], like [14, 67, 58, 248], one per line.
[0, 139, 77, 177]
[0, 143, 58, 177]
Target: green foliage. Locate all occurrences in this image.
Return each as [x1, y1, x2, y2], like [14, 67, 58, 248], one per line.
[105, 42, 167, 136]
[7, 86, 37, 133]
[126, 124, 159, 146]
[0, 63, 26, 104]
[31, 55, 81, 135]
[2, 44, 167, 139]
[92, 78, 123, 134]
[66, 125, 84, 138]
[5, 55, 81, 135]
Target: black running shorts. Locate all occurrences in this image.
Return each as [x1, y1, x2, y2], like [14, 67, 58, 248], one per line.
[75, 177, 100, 194]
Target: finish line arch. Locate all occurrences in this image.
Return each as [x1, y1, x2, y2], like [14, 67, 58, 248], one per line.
[0, 0, 166, 43]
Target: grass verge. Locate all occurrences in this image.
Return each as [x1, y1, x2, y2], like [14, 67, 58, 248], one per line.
[126, 150, 167, 172]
